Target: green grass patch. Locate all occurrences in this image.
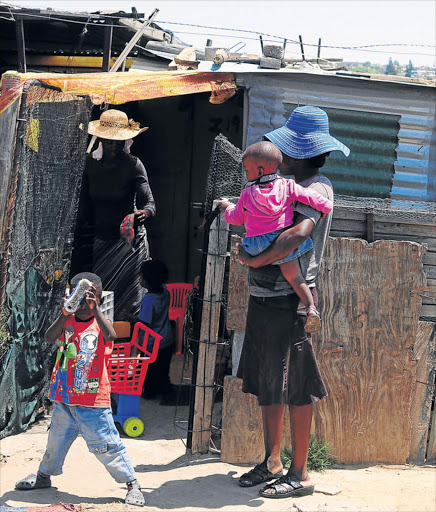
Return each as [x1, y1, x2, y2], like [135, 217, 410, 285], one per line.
[281, 437, 335, 472]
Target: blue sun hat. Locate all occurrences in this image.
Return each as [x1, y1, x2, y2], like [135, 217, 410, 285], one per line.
[264, 106, 350, 159]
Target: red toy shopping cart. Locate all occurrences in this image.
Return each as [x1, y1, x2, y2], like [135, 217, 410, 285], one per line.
[108, 322, 162, 437]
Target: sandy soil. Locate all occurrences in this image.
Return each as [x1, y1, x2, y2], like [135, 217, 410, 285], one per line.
[0, 393, 435, 512]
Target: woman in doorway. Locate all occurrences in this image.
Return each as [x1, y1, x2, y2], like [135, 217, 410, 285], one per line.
[74, 109, 156, 320]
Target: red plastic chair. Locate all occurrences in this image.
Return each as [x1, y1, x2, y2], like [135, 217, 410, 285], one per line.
[166, 283, 193, 355]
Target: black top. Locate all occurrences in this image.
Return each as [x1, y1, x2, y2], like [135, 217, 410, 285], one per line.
[78, 151, 156, 240]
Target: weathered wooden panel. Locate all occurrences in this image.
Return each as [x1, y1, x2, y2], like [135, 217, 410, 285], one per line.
[313, 238, 428, 464]
[224, 237, 429, 463]
[227, 235, 249, 331]
[221, 376, 291, 464]
[428, 407, 436, 462]
[191, 208, 229, 453]
[330, 208, 436, 319]
[409, 321, 436, 463]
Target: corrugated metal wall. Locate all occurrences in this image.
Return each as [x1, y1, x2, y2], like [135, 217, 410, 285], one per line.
[237, 73, 436, 202]
[284, 103, 399, 198]
[393, 114, 436, 201]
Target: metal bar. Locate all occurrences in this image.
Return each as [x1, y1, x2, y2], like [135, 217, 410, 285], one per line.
[15, 16, 26, 73]
[102, 21, 113, 72]
[317, 37, 322, 64]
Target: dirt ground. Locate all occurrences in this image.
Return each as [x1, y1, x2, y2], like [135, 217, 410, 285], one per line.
[1, 356, 435, 512]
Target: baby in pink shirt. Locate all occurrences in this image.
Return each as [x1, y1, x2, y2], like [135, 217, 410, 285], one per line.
[219, 141, 333, 332]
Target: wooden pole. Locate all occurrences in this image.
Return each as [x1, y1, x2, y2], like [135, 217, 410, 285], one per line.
[366, 212, 375, 243]
[109, 8, 159, 72]
[87, 8, 159, 153]
[317, 38, 322, 64]
[15, 16, 26, 73]
[190, 204, 229, 454]
[299, 34, 305, 61]
[102, 21, 113, 72]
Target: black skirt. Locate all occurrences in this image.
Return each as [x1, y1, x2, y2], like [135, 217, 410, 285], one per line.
[237, 293, 327, 406]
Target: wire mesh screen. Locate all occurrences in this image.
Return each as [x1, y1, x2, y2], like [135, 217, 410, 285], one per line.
[0, 80, 92, 438]
[334, 194, 436, 221]
[203, 133, 244, 220]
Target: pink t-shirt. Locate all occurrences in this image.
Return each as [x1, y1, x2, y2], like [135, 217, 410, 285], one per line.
[225, 175, 333, 237]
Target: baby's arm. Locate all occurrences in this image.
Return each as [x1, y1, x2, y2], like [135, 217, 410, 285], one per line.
[219, 196, 245, 225]
[288, 179, 333, 214]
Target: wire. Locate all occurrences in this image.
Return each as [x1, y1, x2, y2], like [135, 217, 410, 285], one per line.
[157, 20, 436, 50]
[1, 4, 435, 60]
[173, 30, 436, 58]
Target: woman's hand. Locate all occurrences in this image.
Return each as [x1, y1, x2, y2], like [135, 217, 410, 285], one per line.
[236, 242, 252, 266]
[134, 209, 151, 224]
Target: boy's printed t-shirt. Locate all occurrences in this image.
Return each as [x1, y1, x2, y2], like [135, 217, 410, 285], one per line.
[49, 316, 113, 407]
[138, 286, 173, 350]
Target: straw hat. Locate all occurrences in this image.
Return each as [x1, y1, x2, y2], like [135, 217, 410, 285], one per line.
[264, 106, 350, 159]
[87, 109, 148, 140]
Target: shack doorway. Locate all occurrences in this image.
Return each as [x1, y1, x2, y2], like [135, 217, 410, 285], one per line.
[70, 91, 243, 287]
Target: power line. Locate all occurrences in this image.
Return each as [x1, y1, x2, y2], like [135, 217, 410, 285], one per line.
[173, 30, 436, 58]
[157, 20, 436, 50]
[1, 3, 435, 60]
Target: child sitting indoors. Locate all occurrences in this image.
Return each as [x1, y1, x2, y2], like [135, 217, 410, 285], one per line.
[134, 259, 174, 402]
[219, 141, 333, 333]
[15, 272, 145, 507]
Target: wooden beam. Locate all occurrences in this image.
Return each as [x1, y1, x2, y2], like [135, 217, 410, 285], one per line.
[221, 376, 292, 463]
[366, 212, 375, 242]
[87, 8, 159, 154]
[227, 235, 249, 331]
[110, 8, 159, 73]
[190, 205, 229, 454]
[102, 22, 113, 72]
[298, 34, 305, 61]
[408, 321, 436, 463]
[15, 16, 26, 73]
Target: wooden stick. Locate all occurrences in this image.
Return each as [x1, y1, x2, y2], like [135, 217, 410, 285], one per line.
[190, 203, 229, 454]
[87, 9, 159, 153]
[102, 21, 113, 72]
[299, 34, 305, 61]
[15, 16, 26, 73]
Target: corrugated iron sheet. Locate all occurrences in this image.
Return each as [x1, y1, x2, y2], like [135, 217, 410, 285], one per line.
[285, 104, 399, 198]
[393, 114, 436, 201]
[240, 73, 436, 202]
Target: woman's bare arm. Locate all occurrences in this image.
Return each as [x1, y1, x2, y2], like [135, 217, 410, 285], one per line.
[238, 214, 314, 268]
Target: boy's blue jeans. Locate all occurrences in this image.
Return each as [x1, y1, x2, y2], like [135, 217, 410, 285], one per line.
[39, 401, 136, 484]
